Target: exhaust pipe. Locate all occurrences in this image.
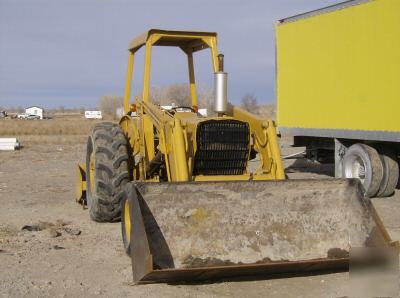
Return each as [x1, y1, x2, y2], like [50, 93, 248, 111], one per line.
[214, 54, 228, 114]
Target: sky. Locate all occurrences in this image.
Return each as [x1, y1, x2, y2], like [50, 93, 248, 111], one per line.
[0, 0, 340, 108]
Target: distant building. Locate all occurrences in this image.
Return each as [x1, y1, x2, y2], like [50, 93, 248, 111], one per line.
[25, 106, 44, 119]
[85, 111, 102, 119]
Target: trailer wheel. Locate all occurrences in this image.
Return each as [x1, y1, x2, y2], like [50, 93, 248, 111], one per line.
[342, 144, 383, 198]
[376, 148, 399, 197]
[86, 123, 130, 222]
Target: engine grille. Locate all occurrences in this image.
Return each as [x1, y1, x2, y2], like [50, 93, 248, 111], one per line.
[193, 120, 250, 175]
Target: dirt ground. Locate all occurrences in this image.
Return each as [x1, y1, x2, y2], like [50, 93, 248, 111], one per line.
[0, 127, 399, 297]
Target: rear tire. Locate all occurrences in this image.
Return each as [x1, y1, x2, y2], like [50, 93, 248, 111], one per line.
[376, 147, 399, 197]
[86, 123, 130, 222]
[342, 144, 383, 198]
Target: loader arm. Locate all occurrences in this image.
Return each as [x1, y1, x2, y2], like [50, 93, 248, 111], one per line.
[138, 100, 191, 182]
[228, 105, 285, 180]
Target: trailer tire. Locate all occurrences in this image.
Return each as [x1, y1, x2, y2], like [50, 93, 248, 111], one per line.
[342, 144, 383, 198]
[86, 123, 130, 222]
[376, 148, 399, 197]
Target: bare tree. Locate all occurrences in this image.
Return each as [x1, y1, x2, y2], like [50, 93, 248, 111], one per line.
[257, 104, 276, 119]
[164, 84, 191, 106]
[241, 93, 259, 113]
[17, 106, 24, 113]
[148, 84, 190, 106]
[99, 95, 124, 117]
[149, 86, 166, 105]
[197, 84, 213, 110]
[149, 83, 213, 108]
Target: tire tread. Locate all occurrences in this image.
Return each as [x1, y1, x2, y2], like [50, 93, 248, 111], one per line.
[86, 122, 130, 222]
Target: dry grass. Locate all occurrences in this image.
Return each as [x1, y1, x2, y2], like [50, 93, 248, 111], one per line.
[0, 117, 113, 144]
[0, 118, 104, 136]
[15, 135, 89, 145]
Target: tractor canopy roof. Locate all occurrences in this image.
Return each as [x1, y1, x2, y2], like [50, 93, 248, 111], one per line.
[128, 29, 217, 53]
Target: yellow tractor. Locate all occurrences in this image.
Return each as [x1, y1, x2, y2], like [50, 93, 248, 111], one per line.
[76, 29, 385, 283]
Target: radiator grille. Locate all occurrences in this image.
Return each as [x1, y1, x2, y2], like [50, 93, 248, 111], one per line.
[193, 120, 250, 175]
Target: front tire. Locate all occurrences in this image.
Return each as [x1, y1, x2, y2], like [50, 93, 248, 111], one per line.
[342, 143, 383, 198]
[86, 123, 130, 222]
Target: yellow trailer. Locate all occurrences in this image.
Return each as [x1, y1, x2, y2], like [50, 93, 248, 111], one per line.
[276, 0, 400, 197]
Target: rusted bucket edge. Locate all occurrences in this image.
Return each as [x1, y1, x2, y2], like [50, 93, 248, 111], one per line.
[136, 257, 348, 284]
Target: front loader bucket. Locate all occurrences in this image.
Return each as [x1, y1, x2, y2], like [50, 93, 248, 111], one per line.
[124, 179, 386, 283]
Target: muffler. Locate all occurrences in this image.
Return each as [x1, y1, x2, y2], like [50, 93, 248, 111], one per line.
[214, 54, 228, 115]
